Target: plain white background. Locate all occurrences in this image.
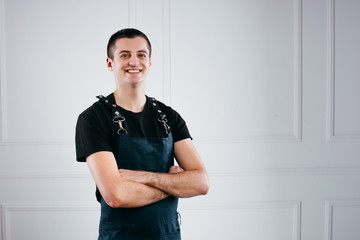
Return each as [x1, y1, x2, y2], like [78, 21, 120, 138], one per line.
[1, 0, 360, 239]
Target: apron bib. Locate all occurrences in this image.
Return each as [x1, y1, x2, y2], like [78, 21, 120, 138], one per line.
[97, 95, 181, 240]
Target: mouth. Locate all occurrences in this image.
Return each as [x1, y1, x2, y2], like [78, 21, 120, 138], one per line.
[126, 69, 142, 73]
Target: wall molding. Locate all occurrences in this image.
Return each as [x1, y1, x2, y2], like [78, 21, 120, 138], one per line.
[326, 0, 360, 142]
[0, 0, 303, 145]
[293, 0, 303, 143]
[196, 134, 301, 144]
[209, 167, 360, 177]
[193, 0, 303, 144]
[0, 0, 84, 145]
[179, 200, 301, 240]
[0, 0, 6, 144]
[162, 0, 171, 105]
[0, 0, 172, 146]
[1, 204, 100, 240]
[128, 0, 137, 27]
[0, 139, 74, 146]
[1, 201, 300, 240]
[1, 167, 360, 179]
[0, 170, 92, 179]
[0, 0, 137, 146]
[325, 199, 360, 240]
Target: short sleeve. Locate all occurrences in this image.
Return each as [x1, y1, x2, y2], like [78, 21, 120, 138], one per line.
[75, 108, 113, 162]
[168, 108, 192, 143]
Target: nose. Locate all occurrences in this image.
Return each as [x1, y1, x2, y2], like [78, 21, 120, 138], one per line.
[128, 54, 140, 66]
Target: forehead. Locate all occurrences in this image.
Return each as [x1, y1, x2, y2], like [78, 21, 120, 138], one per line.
[113, 37, 149, 53]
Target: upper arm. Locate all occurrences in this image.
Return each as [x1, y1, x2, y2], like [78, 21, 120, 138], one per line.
[174, 138, 209, 195]
[174, 138, 206, 172]
[86, 151, 124, 205]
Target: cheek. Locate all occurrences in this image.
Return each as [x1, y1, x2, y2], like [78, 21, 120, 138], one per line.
[145, 61, 151, 69]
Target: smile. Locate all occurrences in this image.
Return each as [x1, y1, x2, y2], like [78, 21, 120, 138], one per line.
[126, 69, 142, 73]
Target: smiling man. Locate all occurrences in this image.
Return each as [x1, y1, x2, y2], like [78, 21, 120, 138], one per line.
[75, 28, 209, 240]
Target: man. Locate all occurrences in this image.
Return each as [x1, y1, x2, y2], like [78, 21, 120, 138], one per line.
[75, 28, 209, 240]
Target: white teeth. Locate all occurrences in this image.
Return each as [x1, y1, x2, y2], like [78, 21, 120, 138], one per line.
[127, 69, 140, 73]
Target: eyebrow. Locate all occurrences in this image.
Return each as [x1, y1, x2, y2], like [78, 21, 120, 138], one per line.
[119, 50, 149, 54]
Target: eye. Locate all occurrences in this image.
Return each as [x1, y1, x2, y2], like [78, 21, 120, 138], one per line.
[138, 53, 146, 58]
[120, 53, 129, 58]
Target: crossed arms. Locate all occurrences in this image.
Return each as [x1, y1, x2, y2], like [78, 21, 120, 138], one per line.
[86, 138, 209, 208]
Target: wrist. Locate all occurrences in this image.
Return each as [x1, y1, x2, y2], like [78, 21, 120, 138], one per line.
[145, 171, 158, 186]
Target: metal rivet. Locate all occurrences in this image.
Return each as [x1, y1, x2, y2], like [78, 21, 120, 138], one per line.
[158, 110, 162, 113]
[153, 103, 157, 106]
[115, 111, 120, 115]
[105, 100, 109, 103]
[112, 104, 117, 107]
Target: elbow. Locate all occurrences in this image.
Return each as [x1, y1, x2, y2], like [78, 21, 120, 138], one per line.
[200, 180, 210, 195]
[198, 173, 210, 195]
[104, 196, 123, 208]
[202, 185, 209, 195]
[103, 192, 130, 208]
[106, 198, 122, 208]
[106, 197, 133, 208]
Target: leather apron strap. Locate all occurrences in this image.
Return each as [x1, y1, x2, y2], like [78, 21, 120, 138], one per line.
[97, 95, 171, 135]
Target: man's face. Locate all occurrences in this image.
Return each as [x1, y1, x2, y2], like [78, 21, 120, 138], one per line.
[107, 37, 151, 86]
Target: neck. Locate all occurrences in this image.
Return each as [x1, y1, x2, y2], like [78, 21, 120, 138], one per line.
[113, 87, 146, 113]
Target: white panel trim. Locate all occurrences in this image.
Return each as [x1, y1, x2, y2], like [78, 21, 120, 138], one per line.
[192, 0, 303, 144]
[0, 139, 73, 146]
[1, 202, 300, 240]
[326, 0, 360, 142]
[0, 0, 134, 146]
[128, 0, 137, 27]
[179, 200, 301, 240]
[0, 170, 92, 179]
[209, 167, 360, 177]
[0, 0, 6, 144]
[293, 0, 303, 142]
[326, 0, 335, 142]
[2, 167, 360, 179]
[196, 134, 300, 144]
[1, 0, 303, 145]
[1, 205, 5, 240]
[0, 0, 170, 146]
[162, 0, 171, 104]
[1, 204, 99, 240]
[325, 199, 360, 240]
[0, 0, 85, 145]
[1, 204, 4, 240]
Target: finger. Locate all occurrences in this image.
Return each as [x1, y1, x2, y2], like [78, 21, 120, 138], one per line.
[169, 166, 184, 174]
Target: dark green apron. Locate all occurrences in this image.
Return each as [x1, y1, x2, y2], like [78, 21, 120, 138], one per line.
[97, 95, 181, 240]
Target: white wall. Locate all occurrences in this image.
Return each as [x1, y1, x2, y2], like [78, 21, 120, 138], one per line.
[1, 0, 360, 239]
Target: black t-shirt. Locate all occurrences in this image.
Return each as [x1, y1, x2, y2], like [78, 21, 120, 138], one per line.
[75, 93, 192, 162]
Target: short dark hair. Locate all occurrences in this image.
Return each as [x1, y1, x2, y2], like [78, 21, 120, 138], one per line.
[107, 28, 152, 59]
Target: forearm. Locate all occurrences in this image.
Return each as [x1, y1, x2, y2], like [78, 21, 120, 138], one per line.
[120, 168, 209, 198]
[147, 169, 209, 198]
[108, 179, 168, 208]
[86, 151, 168, 209]
[118, 138, 210, 199]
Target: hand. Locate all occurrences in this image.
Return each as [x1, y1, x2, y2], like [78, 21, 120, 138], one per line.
[169, 166, 184, 174]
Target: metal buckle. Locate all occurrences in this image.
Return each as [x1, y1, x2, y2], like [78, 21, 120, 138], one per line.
[113, 117, 128, 135]
[158, 118, 170, 134]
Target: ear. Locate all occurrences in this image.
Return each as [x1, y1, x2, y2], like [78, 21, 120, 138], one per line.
[106, 57, 113, 71]
[149, 57, 152, 69]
